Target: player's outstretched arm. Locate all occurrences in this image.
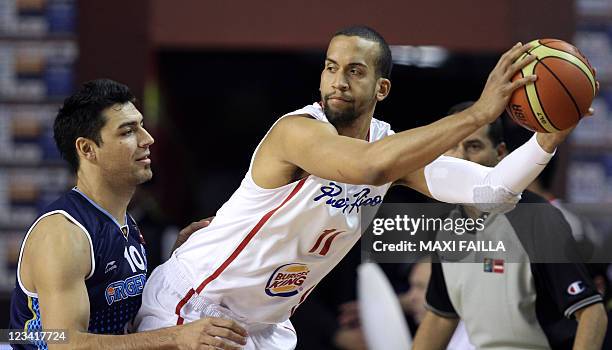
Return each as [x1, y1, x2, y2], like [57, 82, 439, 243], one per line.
[397, 132, 555, 211]
[24, 215, 246, 350]
[258, 43, 536, 188]
[412, 310, 458, 350]
[398, 110, 594, 209]
[573, 303, 607, 350]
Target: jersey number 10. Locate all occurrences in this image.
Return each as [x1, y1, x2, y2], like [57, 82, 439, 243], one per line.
[124, 245, 146, 273]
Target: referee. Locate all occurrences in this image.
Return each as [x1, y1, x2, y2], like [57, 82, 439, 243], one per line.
[412, 102, 607, 350]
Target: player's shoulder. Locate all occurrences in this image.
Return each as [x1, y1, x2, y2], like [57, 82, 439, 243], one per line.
[27, 213, 90, 256]
[273, 114, 338, 137]
[23, 214, 92, 287]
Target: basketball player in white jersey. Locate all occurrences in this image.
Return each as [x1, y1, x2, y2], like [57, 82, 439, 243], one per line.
[135, 26, 587, 349]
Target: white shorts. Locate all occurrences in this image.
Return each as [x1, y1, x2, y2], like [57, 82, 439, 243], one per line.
[134, 256, 297, 350]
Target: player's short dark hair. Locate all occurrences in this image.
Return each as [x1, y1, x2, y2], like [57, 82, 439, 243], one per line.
[54, 79, 135, 173]
[448, 101, 505, 146]
[333, 25, 393, 79]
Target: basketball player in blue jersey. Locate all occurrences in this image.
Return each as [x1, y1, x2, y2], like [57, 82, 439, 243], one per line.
[9, 79, 247, 349]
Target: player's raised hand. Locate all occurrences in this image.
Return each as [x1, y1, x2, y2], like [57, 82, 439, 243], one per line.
[471, 42, 537, 123]
[177, 317, 247, 350]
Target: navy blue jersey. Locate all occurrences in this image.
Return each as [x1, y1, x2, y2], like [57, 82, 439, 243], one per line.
[9, 188, 148, 349]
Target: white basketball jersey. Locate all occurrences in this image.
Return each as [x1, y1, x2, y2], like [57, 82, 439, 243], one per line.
[173, 103, 394, 324]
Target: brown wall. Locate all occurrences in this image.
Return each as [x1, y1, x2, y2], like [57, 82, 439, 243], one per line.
[78, 0, 575, 98]
[150, 0, 574, 51]
[77, 0, 576, 114]
[77, 0, 151, 102]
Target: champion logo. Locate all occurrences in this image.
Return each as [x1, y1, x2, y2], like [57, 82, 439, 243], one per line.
[567, 281, 586, 296]
[309, 229, 345, 256]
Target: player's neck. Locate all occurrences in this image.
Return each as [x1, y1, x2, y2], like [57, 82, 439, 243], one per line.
[336, 112, 372, 141]
[75, 174, 134, 226]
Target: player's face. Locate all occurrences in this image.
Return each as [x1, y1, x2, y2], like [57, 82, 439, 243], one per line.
[96, 102, 154, 186]
[444, 125, 506, 167]
[320, 35, 388, 127]
[405, 262, 431, 324]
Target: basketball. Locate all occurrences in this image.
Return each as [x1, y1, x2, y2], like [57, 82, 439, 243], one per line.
[506, 39, 597, 133]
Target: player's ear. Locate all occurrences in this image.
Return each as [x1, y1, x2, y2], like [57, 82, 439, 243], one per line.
[376, 78, 391, 101]
[75, 137, 97, 162]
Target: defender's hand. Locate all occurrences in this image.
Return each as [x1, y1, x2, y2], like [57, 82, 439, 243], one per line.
[177, 317, 247, 350]
[173, 216, 215, 252]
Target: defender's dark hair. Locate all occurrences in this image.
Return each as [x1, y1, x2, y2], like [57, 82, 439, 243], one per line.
[53, 79, 135, 173]
[448, 101, 505, 146]
[333, 25, 393, 79]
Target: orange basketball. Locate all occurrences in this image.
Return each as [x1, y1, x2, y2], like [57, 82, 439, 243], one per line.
[506, 39, 597, 133]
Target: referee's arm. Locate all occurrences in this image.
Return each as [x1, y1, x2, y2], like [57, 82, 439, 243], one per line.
[413, 262, 460, 350]
[530, 205, 607, 350]
[573, 304, 607, 350]
[413, 311, 459, 350]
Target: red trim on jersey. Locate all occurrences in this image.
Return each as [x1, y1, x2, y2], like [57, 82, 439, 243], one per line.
[175, 177, 308, 325]
[318, 230, 345, 256]
[308, 229, 338, 253]
[176, 288, 195, 325]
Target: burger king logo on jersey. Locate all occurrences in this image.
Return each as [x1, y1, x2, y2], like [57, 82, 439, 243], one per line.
[265, 263, 310, 297]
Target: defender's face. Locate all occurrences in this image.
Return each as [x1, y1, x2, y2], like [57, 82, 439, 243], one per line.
[444, 125, 504, 167]
[96, 102, 154, 186]
[320, 35, 383, 126]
